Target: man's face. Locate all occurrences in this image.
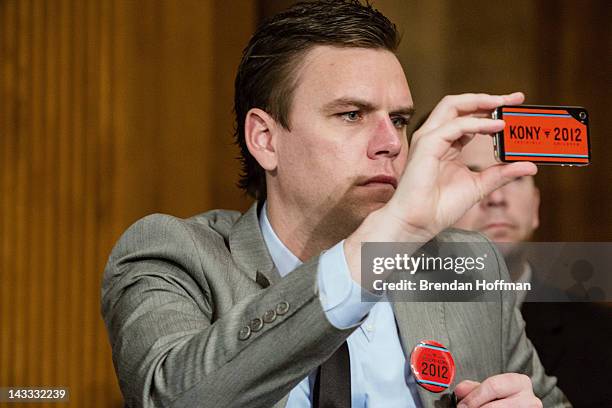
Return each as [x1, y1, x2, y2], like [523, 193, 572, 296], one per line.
[453, 135, 540, 244]
[271, 46, 413, 230]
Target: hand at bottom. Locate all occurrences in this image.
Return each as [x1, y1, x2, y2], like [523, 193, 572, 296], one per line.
[455, 373, 542, 408]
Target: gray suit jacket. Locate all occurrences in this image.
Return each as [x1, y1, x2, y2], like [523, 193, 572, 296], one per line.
[101, 202, 570, 408]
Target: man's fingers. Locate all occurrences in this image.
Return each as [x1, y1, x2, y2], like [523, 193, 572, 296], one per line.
[413, 117, 505, 157]
[498, 91, 525, 107]
[422, 94, 502, 131]
[454, 380, 481, 399]
[480, 395, 543, 408]
[477, 161, 537, 199]
[422, 92, 524, 131]
[457, 373, 532, 408]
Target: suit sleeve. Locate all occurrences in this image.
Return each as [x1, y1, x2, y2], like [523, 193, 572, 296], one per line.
[101, 214, 354, 408]
[492, 243, 572, 408]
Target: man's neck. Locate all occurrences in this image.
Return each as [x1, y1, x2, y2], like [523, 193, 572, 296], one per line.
[264, 197, 360, 262]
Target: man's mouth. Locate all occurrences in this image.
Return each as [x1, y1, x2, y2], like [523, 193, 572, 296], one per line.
[484, 222, 515, 231]
[360, 175, 398, 189]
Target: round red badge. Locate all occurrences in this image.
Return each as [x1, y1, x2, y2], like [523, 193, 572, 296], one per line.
[410, 340, 456, 393]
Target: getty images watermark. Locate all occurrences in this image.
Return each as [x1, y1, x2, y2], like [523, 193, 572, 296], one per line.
[360, 242, 612, 302]
[370, 251, 528, 292]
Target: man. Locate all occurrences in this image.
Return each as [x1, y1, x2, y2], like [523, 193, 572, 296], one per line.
[454, 135, 612, 407]
[101, 1, 568, 407]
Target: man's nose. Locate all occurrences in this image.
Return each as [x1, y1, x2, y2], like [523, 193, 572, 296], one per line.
[482, 186, 507, 207]
[367, 116, 402, 159]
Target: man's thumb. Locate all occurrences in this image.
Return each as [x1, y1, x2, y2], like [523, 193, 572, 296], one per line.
[478, 161, 537, 198]
[454, 379, 480, 400]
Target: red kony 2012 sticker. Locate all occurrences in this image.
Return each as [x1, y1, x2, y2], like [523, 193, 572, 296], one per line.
[501, 107, 589, 164]
[410, 340, 456, 393]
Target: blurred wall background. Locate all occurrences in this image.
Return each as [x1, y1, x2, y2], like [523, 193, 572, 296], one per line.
[0, 0, 609, 406]
[0, 1, 255, 406]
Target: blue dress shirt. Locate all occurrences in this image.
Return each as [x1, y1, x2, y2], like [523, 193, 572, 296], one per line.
[259, 203, 421, 407]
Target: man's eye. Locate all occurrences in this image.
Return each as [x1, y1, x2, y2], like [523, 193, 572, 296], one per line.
[391, 116, 409, 129]
[340, 111, 361, 122]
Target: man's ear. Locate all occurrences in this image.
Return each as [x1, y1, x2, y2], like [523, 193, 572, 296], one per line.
[244, 108, 278, 171]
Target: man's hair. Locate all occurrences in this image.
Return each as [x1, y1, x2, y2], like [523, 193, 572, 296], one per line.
[234, 0, 400, 200]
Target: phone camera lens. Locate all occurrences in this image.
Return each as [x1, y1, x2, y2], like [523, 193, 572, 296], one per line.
[579, 111, 587, 120]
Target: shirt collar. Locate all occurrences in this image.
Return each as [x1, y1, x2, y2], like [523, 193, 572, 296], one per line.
[259, 202, 302, 277]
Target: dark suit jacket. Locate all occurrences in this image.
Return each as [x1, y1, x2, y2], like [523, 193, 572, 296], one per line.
[522, 300, 612, 407]
[101, 202, 569, 407]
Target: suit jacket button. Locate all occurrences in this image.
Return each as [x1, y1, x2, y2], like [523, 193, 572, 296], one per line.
[276, 301, 290, 315]
[250, 317, 264, 332]
[238, 326, 251, 340]
[263, 309, 276, 323]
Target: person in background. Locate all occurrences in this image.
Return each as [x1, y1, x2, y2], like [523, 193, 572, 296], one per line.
[454, 134, 612, 408]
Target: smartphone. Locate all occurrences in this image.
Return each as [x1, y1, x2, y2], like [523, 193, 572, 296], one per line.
[492, 105, 590, 166]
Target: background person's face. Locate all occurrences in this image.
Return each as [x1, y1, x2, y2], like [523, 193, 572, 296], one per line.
[453, 135, 540, 244]
[271, 46, 414, 231]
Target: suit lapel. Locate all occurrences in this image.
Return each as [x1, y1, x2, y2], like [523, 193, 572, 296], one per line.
[391, 295, 453, 407]
[228, 201, 282, 286]
[228, 203, 289, 408]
